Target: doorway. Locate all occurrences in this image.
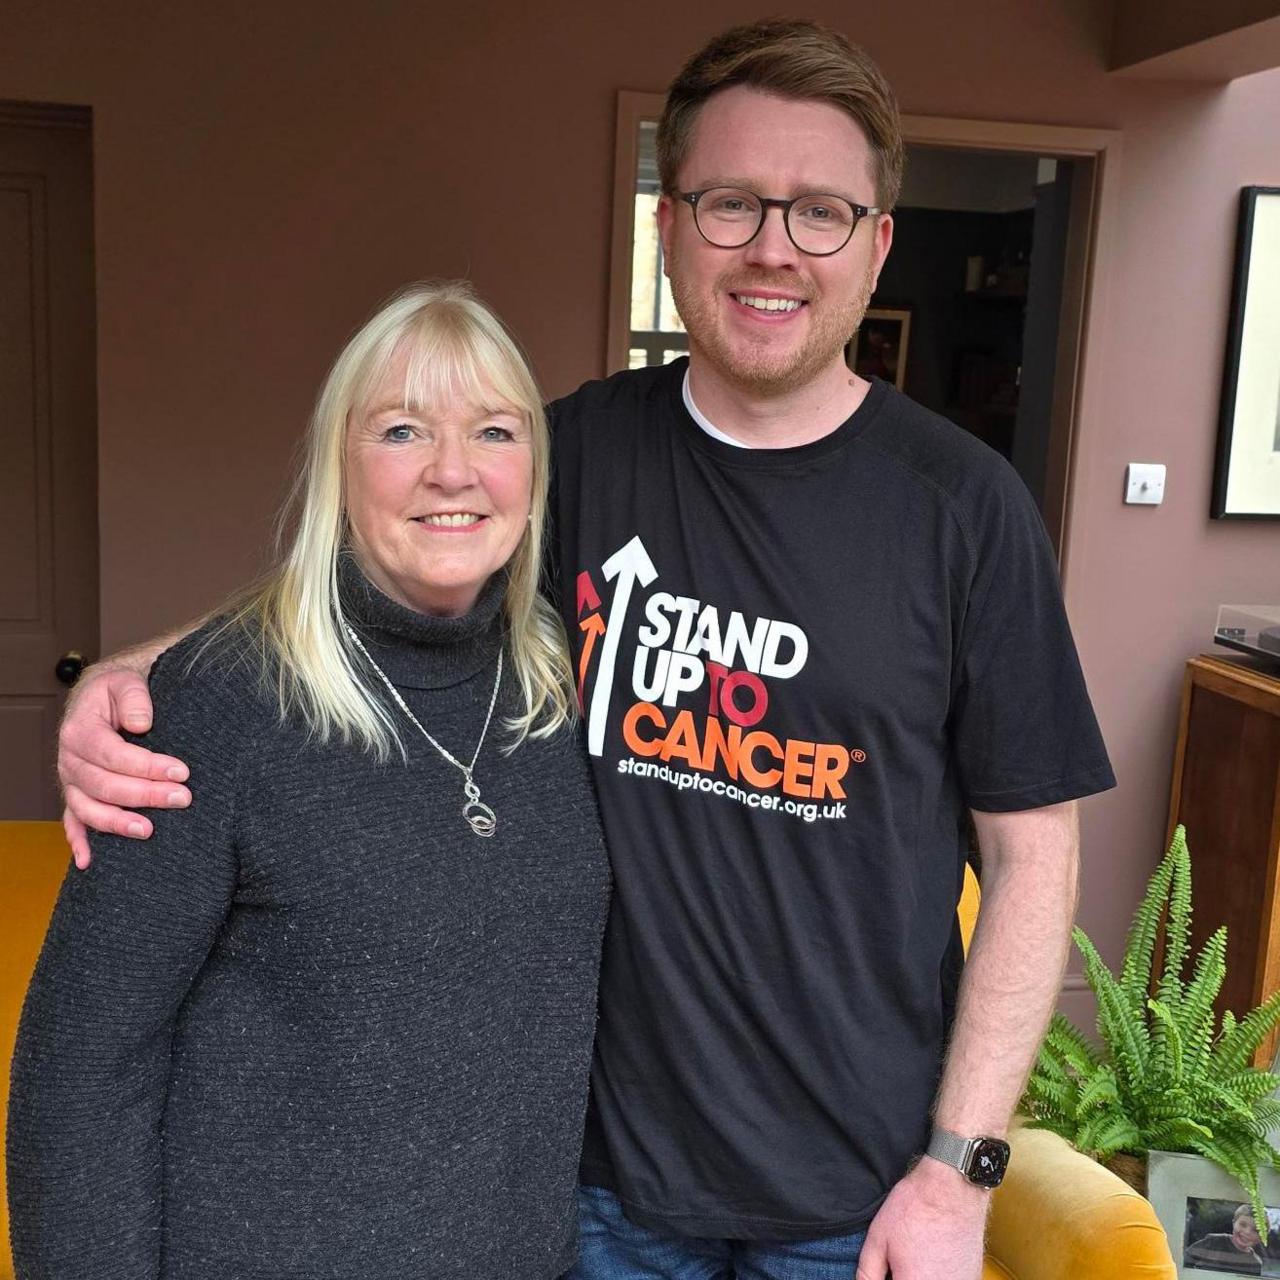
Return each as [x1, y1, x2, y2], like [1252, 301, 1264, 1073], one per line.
[606, 96, 1118, 564]
[869, 144, 1090, 549]
[0, 101, 99, 820]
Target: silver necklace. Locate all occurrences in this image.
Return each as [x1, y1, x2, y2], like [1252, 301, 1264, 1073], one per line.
[345, 625, 503, 838]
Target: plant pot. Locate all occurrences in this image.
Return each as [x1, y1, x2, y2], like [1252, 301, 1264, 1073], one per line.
[1103, 1150, 1149, 1194]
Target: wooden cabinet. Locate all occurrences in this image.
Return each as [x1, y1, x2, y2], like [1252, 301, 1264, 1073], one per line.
[1167, 656, 1280, 1066]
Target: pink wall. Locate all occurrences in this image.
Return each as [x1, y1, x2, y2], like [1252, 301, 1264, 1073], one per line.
[2, 1, 1278, 1003]
[1058, 66, 1280, 1019]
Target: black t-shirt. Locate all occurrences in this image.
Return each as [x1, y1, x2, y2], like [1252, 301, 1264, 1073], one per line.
[549, 358, 1115, 1239]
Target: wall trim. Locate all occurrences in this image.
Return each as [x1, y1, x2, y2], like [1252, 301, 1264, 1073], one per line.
[0, 100, 91, 131]
[900, 115, 1119, 158]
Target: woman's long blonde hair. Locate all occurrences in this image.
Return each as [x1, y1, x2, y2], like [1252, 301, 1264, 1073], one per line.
[205, 280, 572, 758]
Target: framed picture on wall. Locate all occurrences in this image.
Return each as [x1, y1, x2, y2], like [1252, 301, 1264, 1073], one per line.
[1212, 186, 1280, 519]
[847, 306, 911, 392]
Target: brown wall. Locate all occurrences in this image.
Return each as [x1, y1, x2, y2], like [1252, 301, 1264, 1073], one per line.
[3, 1, 1278, 1007]
[1111, 0, 1280, 74]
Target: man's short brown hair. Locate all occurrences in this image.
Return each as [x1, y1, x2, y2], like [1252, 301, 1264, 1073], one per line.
[656, 18, 905, 212]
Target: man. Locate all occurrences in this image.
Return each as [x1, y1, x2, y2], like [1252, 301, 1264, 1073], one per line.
[57, 19, 1114, 1280]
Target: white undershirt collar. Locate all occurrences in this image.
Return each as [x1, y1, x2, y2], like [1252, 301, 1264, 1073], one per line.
[682, 369, 753, 449]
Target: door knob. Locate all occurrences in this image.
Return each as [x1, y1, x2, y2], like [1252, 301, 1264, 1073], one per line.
[55, 650, 85, 687]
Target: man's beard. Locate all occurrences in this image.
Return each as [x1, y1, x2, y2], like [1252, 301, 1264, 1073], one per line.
[669, 258, 876, 397]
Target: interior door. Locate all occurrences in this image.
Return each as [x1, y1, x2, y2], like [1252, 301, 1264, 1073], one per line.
[0, 103, 99, 819]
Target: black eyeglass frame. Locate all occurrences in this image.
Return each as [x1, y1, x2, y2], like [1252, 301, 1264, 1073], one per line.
[678, 188, 882, 257]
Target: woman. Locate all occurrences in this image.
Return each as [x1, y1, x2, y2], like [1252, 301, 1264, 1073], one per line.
[7, 282, 611, 1278]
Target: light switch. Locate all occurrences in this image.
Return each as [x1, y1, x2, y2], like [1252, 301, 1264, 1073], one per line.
[1125, 463, 1166, 506]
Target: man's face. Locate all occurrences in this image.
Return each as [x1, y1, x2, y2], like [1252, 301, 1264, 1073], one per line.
[1234, 1209, 1264, 1252]
[657, 85, 893, 397]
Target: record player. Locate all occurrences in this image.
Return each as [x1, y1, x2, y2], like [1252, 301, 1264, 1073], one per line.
[1214, 604, 1280, 666]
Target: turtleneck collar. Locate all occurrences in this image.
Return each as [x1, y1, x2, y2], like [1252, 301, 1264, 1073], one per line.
[338, 551, 506, 691]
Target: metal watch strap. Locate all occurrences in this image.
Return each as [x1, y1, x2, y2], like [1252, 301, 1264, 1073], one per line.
[925, 1127, 973, 1173]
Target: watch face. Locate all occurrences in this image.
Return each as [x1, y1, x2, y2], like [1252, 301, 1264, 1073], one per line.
[966, 1138, 1011, 1188]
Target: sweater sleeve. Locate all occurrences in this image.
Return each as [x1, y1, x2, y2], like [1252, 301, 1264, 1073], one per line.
[6, 635, 248, 1279]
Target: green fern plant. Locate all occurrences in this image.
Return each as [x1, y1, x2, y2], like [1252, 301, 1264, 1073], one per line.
[1021, 825, 1280, 1238]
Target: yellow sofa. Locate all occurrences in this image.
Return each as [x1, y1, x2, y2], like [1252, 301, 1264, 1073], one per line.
[983, 1121, 1177, 1278]
[1, 825, 1175, 1279]
[1, 822, 69, 1280]
[959, 867, 1176, 1279]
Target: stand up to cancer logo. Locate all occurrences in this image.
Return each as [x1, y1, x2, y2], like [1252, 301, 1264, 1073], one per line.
[577, 536, 866, 818]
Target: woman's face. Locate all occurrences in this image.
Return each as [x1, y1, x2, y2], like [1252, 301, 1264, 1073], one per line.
[344, 348, 533, 618]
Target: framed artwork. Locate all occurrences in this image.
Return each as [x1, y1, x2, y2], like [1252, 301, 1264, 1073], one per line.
[1212, 186, 1280, 519]
[1149, 1149, 1280, 1277]
[847, 306, 911, 391]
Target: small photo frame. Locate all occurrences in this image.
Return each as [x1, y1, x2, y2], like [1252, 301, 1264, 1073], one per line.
[1149, 1149, 1280, 1277]
[847, 306, 911, 392]
[1211, 186, 1280, 519]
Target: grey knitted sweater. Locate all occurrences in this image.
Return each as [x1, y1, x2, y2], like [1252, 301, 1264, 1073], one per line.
[8, 560, 611, 1278]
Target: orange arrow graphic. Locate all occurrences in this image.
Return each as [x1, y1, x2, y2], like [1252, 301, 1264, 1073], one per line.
[577, 613, 606, 708]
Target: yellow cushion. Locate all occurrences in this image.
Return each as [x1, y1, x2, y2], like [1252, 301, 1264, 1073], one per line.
[988, 1120, 1175, 1277]
[959, 861, 980, 954]
[0, 822, 70, 1280]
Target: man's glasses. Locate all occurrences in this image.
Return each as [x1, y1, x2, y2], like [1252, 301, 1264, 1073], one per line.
[679, 187, 881, 257]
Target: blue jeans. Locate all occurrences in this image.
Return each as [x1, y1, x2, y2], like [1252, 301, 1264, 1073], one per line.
[565, 1185, 866, 1280]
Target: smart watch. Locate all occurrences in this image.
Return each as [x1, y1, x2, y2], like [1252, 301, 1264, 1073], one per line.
[925, 1128, 1011, 1189]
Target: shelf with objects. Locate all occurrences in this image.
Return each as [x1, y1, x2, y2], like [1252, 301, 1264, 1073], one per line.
[1166, 617, 1280, 1066]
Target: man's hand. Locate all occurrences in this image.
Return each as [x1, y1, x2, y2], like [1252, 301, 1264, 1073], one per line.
[856, 1158, 988, 1280]
[58, 651, 190, 870]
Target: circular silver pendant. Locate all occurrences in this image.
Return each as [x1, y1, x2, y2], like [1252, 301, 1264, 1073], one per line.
[463, 800, 497, 838]
[461, 774, 496, 838]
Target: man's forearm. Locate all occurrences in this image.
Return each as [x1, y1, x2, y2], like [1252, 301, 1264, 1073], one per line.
[932, 802, 1080, 1138]
[88, 628, 187, 681]
[64, 627, 190, 737]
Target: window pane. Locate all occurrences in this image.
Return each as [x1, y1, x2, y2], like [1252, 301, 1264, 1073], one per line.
[631, 120, 684, 336]
[659, 269, 683, 333]
[631, 191, 660, 332]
